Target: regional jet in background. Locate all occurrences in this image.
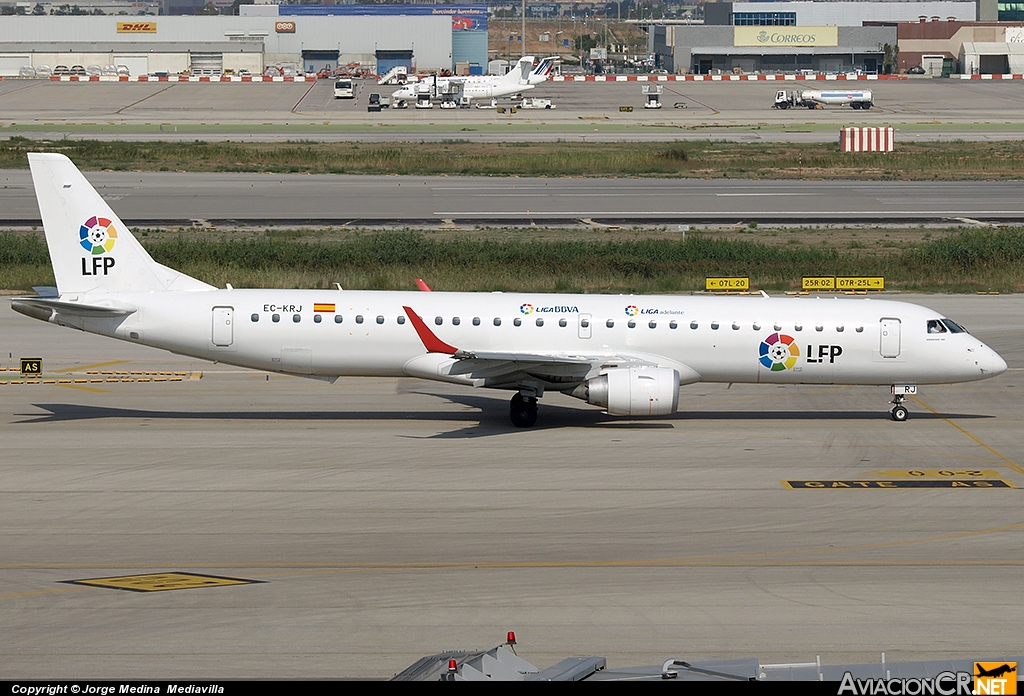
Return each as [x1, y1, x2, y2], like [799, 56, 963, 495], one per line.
[390, 56, 556, 105]
[12, 154, 1007, 427]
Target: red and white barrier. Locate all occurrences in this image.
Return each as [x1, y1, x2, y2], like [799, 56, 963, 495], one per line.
[15, 72, 1024, 85]
[46, 74, 319, 82]
[552, 74, 912, 82]
[958, 73, 1024, 79]
[840, 127, 894, 152]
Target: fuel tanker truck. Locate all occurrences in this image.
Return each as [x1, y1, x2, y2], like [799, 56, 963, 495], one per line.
[773, 89, 873, 110]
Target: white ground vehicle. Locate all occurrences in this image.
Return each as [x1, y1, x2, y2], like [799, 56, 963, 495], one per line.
[642, 84, 663, 109]
[773, 89, 873, 110]
[333, 79, 355, 99]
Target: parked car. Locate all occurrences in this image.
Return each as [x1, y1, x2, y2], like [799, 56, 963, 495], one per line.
[69, 65, 86, 76]
[53, 65, 70, 75]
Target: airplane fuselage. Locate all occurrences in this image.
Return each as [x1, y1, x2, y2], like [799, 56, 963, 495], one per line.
[47, 290, 1002, 389]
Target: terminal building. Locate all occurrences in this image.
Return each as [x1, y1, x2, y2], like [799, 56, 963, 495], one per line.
[650, 1, 978, 74]
[0, 4, 487, 77]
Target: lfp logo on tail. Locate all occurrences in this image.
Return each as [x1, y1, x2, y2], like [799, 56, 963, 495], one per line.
[80, 216, 117, 254]
[79, 215, 118, 275]
[759, 332, 800, 371]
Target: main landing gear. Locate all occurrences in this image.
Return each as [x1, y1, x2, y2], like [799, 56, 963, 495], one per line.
[510, 393, 538, 428]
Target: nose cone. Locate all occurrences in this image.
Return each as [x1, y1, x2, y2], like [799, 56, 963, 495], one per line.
[989, 349, 1008, 377]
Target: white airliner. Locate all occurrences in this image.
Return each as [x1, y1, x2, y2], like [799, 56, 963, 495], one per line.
[12, 153, 1007, 427]
[390, 56, 555, 104]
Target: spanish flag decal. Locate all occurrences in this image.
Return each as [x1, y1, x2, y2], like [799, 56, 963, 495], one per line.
[313, 303, 336, 313]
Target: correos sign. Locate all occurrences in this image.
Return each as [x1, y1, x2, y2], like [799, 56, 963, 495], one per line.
[734, 26, 838, 47]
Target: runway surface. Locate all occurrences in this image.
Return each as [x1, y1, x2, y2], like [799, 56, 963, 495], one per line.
[3, 171, 1024, 226]
[2, 78, 1024, 142]
[1, 294, 1022, 678]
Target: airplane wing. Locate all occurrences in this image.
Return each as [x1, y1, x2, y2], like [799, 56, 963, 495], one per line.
[401, 306, 695, 389]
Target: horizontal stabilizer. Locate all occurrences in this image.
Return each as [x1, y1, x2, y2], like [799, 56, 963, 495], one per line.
[11, 296, 137, 319]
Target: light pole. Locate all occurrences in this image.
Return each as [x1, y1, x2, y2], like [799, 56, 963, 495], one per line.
[507, 32, 518, 70]
[521, 0, 526, 58]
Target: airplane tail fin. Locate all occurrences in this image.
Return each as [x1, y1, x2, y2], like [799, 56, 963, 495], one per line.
[28, 153, 214, 296]
[529, 57, 556, 84]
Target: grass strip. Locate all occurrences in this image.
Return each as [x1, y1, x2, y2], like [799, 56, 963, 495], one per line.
[4, 137, 1024, 179]
[2, 227, 1021, 294]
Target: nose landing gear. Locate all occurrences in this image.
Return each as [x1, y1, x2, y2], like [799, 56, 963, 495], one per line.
[889, 384, 916, 422]
[890, 395, 909, 422]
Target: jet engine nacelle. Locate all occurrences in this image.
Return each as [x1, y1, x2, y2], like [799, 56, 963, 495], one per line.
[577, 366, 680, 416]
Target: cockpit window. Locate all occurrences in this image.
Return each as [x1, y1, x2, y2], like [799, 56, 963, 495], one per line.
[941, 319, 968, 334]
[927, 319, 947, 334]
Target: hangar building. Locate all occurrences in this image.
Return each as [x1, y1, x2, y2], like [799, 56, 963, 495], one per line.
[651, 1, 976, 74]
[0, 4, 487, 77]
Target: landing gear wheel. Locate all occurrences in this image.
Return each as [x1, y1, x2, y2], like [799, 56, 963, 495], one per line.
[891, 405, 908, 422]
[510, 393, 538, 428]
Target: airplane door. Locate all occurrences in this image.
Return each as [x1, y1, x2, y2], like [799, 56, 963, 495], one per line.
[578, 313, 592, 339]
[212, 306, 233, 347]
[879, 318, 901, 358]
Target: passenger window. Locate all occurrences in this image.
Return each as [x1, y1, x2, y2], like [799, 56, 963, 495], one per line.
[606, 319, 614, 328]
[732, 322, 740, 330]
[493, 317, 501, 326]
[293, 314, 301, 323]
[815, 324, 823, 332]
[335, 315, 343, 324]
[581, 319, 590, 328]
[452, 317, 461, 326]
[836, 325, 844, 332]
[558, 318, 567, 328]
[711, 322, 719, 330]
[649, 321, 656, 329]
[753, 323, 760, 331]
[251, 314, 259, 322]
[473, 317, 481, 326]
[355, 315, 363, 324]
[855, 325, 864, 333]
[314, 314, 322, 324]
[536, 318, 544, 327]
[774, 323, 781, 331]
[927, 319, 948, 334]
[690, 321, 697, 329]
[376, 315, 384, 324]
[434, 316, 443, 326]
[272, 314, 280, 323]
[670, 321, 678, 329]
[794, 323, 803, 331]
[397, 316, 405, 325]
[514, 318, 522, 327]
[627, 320, 636, 329]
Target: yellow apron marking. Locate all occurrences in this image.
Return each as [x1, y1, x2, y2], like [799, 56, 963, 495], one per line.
[53, 360, 131, 374]
[66, 572, 258, 592]
[56, 384, 110, 394]
[911, 395, 1024, 476]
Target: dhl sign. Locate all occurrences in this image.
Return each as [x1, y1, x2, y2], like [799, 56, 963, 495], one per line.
[275, 21, 296, 33]
[117, 22, 157, 33]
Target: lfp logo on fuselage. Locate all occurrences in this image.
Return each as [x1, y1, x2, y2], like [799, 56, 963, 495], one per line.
[79, 215, 117, 276]
[759, 332, 800, 371]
